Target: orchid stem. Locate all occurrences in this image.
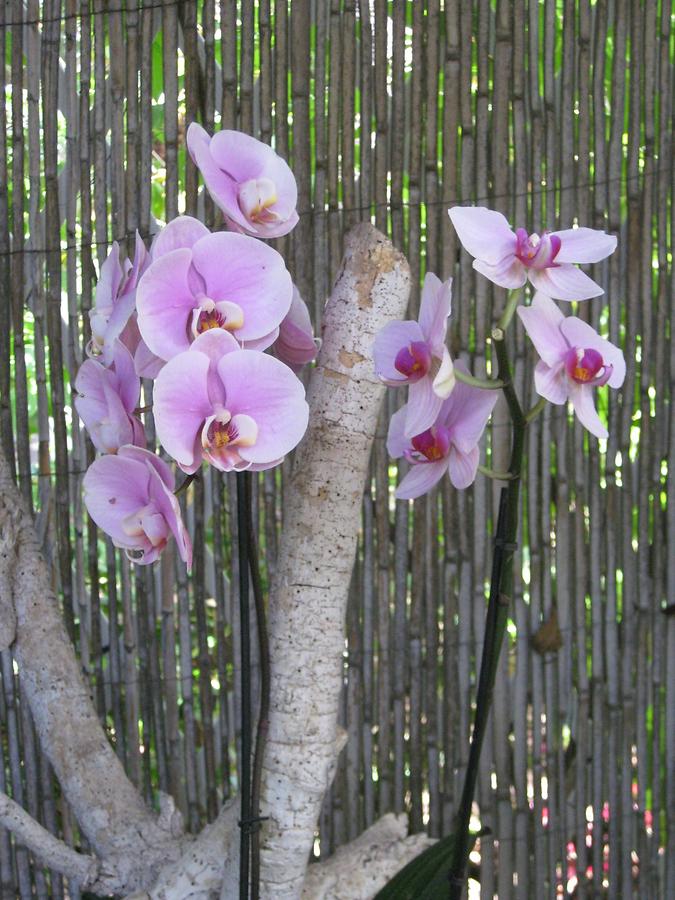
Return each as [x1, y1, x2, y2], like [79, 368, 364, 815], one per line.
[246, 475, 270, 900]
[478, 464, 518, 481]
[236, 472, 252, 900]
[525, 396, 547, 423]
[453, 368, 506, 391]
[495, 288, 523, 334]
[174, 471, 198, 497]
[448, 325, 525, 899]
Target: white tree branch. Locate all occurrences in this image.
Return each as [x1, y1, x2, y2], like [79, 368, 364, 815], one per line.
[301, 814, 436, 900]
[0, 452, 183, 892]
[258, 224, 411, 898]
[0, 789, 111, 892]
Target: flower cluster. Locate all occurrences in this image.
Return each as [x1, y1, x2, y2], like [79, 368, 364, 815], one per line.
[76, 128, 317, 567]
[375, 206, 624, 499]
[374, 272, 497, 499]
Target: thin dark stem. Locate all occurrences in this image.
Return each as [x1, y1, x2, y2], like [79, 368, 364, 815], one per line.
[174, 471, 198, 497]
[448, 328, 526, 898]
[236, 471, 252, 900]
[246, 476, 271, 900]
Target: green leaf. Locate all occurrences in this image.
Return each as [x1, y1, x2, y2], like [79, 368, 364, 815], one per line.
[374, 829, 484, 899]
[373, 832, 458, 900]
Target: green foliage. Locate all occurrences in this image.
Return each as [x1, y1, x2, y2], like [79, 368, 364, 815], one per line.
[374, 831, 471, 899]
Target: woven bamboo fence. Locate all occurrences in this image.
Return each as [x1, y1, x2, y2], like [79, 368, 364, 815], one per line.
[0, 1, 672, 897]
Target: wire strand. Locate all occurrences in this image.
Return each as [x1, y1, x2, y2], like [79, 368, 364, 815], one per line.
[0, 0, 184, 30]
[0, 163, 667, 262]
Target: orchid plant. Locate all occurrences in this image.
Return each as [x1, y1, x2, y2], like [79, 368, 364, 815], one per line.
[76, 115, 624, 897]
[75, 127, 317, 900]
[373, 205, 623, 898]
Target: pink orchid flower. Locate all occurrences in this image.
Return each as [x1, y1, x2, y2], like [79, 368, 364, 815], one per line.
[373, 272, 455, 437]
[517, 292, 625, 439]
[136, 215, 293, 362]
[271, 285, 320, 373]
[448, 206, 617, 300]
[87, 232, 150, 367]
[75, 341, 146, 454]
[86, 233, 165, 379]
[387, 362, 498, 499]
[187, 123, 299, 239]
[152, 330, 309, 474]
[83, 445, 191, 569]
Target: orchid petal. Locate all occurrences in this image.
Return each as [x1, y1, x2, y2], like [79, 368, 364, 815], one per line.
[448, 206, 517, 265]
[418, 273, 452, 351]
[83, 455, 152, 547]
[145, 461, 193, 569]
[216, 350, 308, 466]
[190, 232, 293, 343]
[441, 364, 498, 453]
[153, 351, 213, 470]
[150, 215, 210, 260]
[447, 445, 480, 489]
[550, 228, 617, 264]
[134, 340, 165, 379]
[568, 383, 608, 439]
[189, 125, 298, 238]
[395, 459, 448, 500]
[528, 264, 604, 301]
[534, 360, 568, 404]
[432, 347, 456, 399]
[139, 511, 169, 547]
[210, 130, 298, 204]
[75, 358, 143, 454]
[136, 248, 198, 361]
[111, 341, 140, 413]
[241, 328, 281, 352]
[373, 320, 426, 384]
[189, 329, 240, 365]
[273, 287, 318, 371]
[404, 378, 444, 439]
[473, 255, 528, 290]
[118, 444, 175, 491]
[516, 292, 568, 366]
[386, 407, 409, 459]
[186, 123, 246, 228]
[101, 291, 139, 366]
[96, 242, 124, 311]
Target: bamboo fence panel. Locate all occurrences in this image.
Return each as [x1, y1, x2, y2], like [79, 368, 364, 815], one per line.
[0, 1, 672, 897]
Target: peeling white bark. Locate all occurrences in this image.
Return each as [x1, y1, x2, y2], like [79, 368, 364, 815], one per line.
[301, 814, 436, 900]
[258, 224, 411, 898]
[0, 454, 183, 892]
[128, 801, 239, 900]
[0, 789, 118, 895]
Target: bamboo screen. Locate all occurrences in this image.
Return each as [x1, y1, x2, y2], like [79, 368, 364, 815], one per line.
[0, 1, 672, 897]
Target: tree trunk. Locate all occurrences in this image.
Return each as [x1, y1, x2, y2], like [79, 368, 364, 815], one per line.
[258, 223, 410, 897]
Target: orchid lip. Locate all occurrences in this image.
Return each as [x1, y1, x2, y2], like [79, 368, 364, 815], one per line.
[394, 341, 432, 382]
[564, 347, 610, 386]
[201, 411, 259, 471]
[238, 177, 280, 224]
[515, 227, 561, 270]
[406, 426, 452, 464]
[190, 297, 245, 339]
